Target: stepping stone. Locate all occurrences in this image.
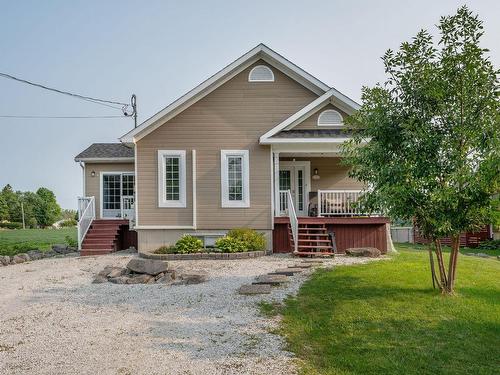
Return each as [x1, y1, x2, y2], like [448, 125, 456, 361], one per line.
[290, 264, 312, 269]
[270, 268, 303, 276]
[238, 284, 271, 295]
[302, 260, 324, 264]
[252, 274, 288, 285]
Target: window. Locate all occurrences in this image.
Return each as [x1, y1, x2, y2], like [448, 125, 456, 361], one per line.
[158, 150, 186, 207]
[317, 109, 343, 126]
[248, 65, 274, 82]
[221, 150, 250, 208]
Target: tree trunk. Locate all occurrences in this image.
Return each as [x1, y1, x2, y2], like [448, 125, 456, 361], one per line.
[433, 239, 448, 292]
[428, 243, 438, 289]
[445, 235, 460, 294]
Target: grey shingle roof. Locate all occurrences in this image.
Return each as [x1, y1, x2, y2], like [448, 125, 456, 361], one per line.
[271, 129, 352, 138]
[74, 143, 134, 161]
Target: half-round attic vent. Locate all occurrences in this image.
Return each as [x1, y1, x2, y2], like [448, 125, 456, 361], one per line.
[317, 109, 343, 126]
[248, 65, 275, 82]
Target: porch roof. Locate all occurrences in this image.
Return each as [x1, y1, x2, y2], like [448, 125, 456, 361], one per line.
[271, 129, 352, 139]
[74, 143, 134, 162]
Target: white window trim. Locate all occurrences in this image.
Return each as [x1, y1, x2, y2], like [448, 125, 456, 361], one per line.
[248, 65, 275, 82]
[158, 150, 186, 208]
[221, 150, 250, 208]
[317, 109, 343, 127]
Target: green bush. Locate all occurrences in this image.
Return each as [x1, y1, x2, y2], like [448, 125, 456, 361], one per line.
[65, 235, 77, 248]
[175, 235, 203, 254]
[215, 236, 247, 253]
[477, 239, 500, 250]
[59, 218, 77, 227]
[154, 245, 178, 254]
[227, 228, 266, 251]
[0, 222, 23, 229]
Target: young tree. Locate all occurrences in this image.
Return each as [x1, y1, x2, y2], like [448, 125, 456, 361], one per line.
[34, 187, 61, 227]
[343, 6, 499, 294]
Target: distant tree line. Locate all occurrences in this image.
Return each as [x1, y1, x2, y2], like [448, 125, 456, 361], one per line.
[0, 184, 71, 228]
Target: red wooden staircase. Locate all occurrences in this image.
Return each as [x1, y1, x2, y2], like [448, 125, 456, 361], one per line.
[290, 220, 335, 256]
[81, 219, 128, 256]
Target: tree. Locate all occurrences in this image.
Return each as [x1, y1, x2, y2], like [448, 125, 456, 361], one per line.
[343, 6, 499, 294]
[34, 187, 61, 227]
[1, 184, 20, 222]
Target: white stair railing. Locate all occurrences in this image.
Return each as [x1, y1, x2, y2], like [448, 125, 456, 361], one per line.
[318, 190, 369, 216]
[77, 196, 95, 250]
[285, 190, 299, 253]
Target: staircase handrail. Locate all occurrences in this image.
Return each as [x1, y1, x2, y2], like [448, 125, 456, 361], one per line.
[77, 196, 95, 250]
[286, 190, 299, 253]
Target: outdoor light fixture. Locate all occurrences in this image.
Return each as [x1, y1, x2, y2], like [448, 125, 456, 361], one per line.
[91, 170, 96, 177]
[312, 168, 320, 180]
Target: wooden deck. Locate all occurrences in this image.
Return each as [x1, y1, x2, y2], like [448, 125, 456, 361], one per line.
[273, 216, 390, 254]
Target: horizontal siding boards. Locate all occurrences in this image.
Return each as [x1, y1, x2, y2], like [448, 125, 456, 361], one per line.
[293, 103, 349, 130]
[280, 157, 364, 191]
[84, 162, 134, 219]
[414, 225, 491, 248]
[137, 60, 318, 229]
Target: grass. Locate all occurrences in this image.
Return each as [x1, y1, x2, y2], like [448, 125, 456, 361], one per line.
[0, 227, 77, 256]
[396, 242, 500, 257]
[279, 247, 500, 375]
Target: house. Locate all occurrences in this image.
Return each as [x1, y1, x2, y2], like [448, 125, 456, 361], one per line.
[75, 44, 391, 256]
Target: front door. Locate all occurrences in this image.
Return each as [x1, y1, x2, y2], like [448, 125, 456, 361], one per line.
[279, 161, 310, 216]
[101, 172, 135, 219]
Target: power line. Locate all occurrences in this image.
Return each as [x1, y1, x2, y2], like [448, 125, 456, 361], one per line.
[0, 72, 129, 111]
[0, 115, 125, 119]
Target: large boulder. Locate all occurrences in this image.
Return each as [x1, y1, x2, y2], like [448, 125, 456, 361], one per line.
[26, 250, 43, 260]
[126, 258, 169, 276]
[0, 255, 10, 266]
[345, 247, 381, 258]
[11, 254, 27, 264]
[52, 244, 69, 254]
[127, 274, 154, 284]
[178, 270, 208, 285]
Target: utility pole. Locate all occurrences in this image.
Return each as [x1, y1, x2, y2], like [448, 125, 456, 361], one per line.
[131, 94, 137, 128]
[21, 201, 25, 229]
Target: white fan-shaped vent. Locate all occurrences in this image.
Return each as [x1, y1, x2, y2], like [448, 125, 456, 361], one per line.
[248, 65, 274, 82]
[317, 109, 343, 126]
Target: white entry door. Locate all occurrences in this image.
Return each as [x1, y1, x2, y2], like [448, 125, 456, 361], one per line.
[279, 161, 310, 216]
[101, 172, 135, 219]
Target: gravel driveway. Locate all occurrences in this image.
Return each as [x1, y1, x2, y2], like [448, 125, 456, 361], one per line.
[0, 252, 376, 375]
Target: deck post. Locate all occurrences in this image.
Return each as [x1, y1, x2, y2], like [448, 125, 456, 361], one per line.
[273, 152, 280, 217]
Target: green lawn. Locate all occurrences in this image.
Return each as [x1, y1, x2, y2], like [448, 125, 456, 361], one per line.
[276, 247, 500, 375]
[0, 228, 77, 256]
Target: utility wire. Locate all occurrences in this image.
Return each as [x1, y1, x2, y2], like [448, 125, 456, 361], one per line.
[0, 72, 129, 111]
[0, 115, 125, 119]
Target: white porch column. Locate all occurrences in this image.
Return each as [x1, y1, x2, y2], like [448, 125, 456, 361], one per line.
[273, 152, 280, 217]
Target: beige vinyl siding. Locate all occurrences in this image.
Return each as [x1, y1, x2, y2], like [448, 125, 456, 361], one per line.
[137, 60, 318, 229]
[293, 103, 349, 130]
[281, 157, 363, 191]
[84, 162, 134, 219]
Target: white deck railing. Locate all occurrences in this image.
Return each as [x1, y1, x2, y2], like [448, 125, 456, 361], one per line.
[318, 190, 367, 216]
[77, 196, 95, 250]
[284, 190, 299, 253]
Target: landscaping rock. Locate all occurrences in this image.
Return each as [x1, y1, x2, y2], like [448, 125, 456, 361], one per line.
[270, 268, 303, 276]
[345, 247, 381, 258]
[26, 250, 43, 260]
[179, 270, 208, 285]
[291, 263, 312, 268]
[0, 255, 10, 266]
[156, 273, 174, 284]
[108, 276, 130, 284]
[92, 275, 108, 284]
[126, 258, 169, 276]
[52, 244, 68, 254]
[476, 253, 490, 258]
[107, 267, 126, 278]
[11, 255, 26, 264]
[253, 274, 288, 285]
[127, 274, 154, 284]
[302, 259, 324, 264]
[238, 284, 271, 295]
[44, 250, 57, 258]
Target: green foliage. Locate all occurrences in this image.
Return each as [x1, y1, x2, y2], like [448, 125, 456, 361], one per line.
[65, 235, 77, 248]
[174, 235, 203, 254]
[477, 239, 500, 250]
[59, 218, 77, 227]
[0, 222, 23, 229]
[227, 228, 266, 250]
[61, 209, 78, 221]
[343, 6, 500, 241]
[215, 236, 247, 253]
[0, 227, 76, 256]
[154, 245, 178, 254]
[34, 187, 61, 227]
[280, 248, 500, 374]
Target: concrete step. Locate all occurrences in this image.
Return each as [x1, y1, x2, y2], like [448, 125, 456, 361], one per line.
[252, 274, 288, 285]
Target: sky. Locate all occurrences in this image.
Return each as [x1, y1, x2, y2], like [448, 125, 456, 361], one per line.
[1, 0, 499, 209]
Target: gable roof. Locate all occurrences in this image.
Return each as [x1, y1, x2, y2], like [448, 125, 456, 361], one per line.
[120, 43, 358, 144]
[74, 143, 134, 162]
[271, 129, 352, 139]
[259, 89, 360, 144]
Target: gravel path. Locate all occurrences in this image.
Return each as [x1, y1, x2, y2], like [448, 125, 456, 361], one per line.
[0, 252, 376, 375]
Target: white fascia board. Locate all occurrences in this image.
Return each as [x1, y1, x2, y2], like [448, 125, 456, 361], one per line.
[119, 43, 335, 143]
[74, 157, 135, 163]
[260, 137, 353, 144]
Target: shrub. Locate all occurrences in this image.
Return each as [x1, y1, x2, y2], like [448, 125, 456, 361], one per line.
[215, 236, 247, 253]
[477, 239, 500, 250]
[59, 218, 77, 227]
[175, 235, 203, 254]
[65, 235, 77, 248]
[0, 222, 23, 229]
[154, 245, 178, 254]
[227, 228, 266, 251]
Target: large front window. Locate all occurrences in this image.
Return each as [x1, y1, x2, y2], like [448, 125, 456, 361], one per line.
[221, 150, 250, 208]
[158, 150, 186, 207]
